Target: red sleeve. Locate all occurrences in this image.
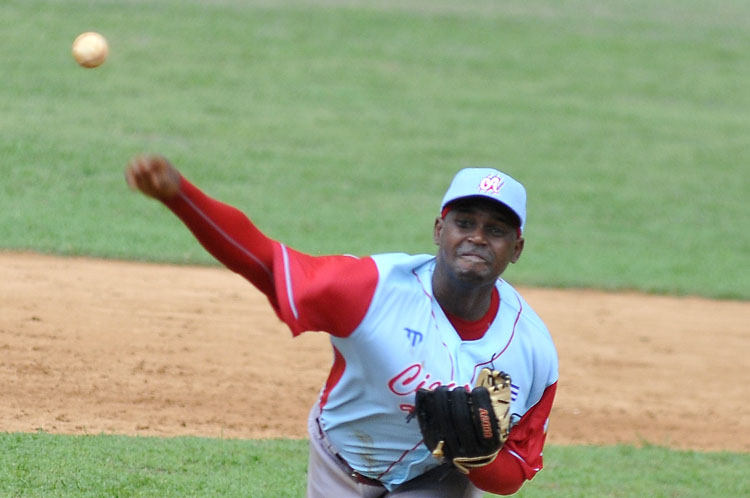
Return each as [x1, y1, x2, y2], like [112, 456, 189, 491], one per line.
[161, 176, 378, 337]
[468, 382, 557, 495]
[271, 245, 378, 337]
[163, 177, 278, 301]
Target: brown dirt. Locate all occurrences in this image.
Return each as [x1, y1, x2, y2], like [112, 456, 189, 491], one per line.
[1, 252, 748, 452]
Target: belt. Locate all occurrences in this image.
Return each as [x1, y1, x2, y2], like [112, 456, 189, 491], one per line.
[333, 453, 385, 488]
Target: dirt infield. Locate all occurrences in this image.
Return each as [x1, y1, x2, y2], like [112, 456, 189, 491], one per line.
[1, 252, 748, 452]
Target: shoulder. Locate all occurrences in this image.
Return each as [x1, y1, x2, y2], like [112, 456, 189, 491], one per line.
[497, 281, 550, 335]
[368, 253, 435, 295]
[370, 252, 435, 273]
[347, 253, 434, 332]
[497, 280, 558, 361]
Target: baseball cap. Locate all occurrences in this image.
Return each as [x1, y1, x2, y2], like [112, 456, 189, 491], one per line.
[440, 168, 527, 233]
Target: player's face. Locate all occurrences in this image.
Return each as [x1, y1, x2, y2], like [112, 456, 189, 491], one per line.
[433, 198, 524, 286]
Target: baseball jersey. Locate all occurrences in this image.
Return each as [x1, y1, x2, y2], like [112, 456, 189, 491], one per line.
[274, 249, 558, 490]
[164, 177, 559, 493]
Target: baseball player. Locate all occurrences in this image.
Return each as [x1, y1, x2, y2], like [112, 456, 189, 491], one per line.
[125, 156, 558, 497]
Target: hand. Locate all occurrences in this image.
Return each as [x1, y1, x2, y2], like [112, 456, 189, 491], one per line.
[125, 155, 181, 200]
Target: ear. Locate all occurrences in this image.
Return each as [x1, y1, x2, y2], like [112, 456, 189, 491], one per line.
[433, 217, 443, 246]
[510, 236, 525, 264]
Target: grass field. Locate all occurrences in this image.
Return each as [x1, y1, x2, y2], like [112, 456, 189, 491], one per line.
[2, 0, 749, 496]
[2, 433, 748, 497]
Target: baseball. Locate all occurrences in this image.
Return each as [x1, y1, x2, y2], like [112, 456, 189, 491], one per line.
[72, 32, 109, 68]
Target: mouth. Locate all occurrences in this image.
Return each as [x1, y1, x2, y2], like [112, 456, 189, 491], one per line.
[457, 251, 489, 264]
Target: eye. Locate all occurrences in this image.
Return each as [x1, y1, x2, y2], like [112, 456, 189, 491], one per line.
[487, 226, 508, 237]
[454, 217, 473, 229]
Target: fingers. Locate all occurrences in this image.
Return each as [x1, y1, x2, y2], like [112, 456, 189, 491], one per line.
[124, 164, 137, 190]
[125, 156, 155, 196]
[125, 155, 180, 200]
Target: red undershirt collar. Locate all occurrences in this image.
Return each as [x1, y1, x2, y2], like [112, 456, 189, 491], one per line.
[443, 287, 499, 341]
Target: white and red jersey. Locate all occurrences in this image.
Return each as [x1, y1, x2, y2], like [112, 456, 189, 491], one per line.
[164, 177, 559, 494]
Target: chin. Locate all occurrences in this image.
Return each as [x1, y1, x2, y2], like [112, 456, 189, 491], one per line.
[454, 267, 491, 284]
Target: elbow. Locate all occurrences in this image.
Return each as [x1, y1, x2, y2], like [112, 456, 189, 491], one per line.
[486, 481, 523, 495]
[471, 477, 524, 496]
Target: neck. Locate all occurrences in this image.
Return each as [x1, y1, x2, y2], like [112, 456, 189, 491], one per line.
[432, 270, 496, 321]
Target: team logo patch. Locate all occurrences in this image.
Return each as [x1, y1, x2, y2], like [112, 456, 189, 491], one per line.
[478, 175, 504, 194]
[404, 328, 424, 346]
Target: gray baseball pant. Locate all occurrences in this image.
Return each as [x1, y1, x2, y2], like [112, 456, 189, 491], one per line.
[306, 403, 483, 498]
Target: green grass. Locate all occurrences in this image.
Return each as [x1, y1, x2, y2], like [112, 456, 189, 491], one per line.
[516, 444, 750, 498]
[0, 0, 748, 298]
[1, 433, 748, 497]
[0, 432, 308, 497]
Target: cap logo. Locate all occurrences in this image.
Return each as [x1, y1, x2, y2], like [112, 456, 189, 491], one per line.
[478, 175, 504, 195]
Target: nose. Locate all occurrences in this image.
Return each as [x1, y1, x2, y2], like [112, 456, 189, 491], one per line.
[466, 226, 488, 245]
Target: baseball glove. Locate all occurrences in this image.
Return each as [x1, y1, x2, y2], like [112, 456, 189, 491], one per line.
[414, 368, 512, 474]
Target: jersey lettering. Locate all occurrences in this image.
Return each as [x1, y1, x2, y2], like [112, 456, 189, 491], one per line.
[387, 363, 467, 396]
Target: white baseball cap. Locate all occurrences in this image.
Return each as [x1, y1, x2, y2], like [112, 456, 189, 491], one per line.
[440, 168, 527, 232]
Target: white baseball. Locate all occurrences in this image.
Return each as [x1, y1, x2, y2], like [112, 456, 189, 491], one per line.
[72, 32, 109, 68]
